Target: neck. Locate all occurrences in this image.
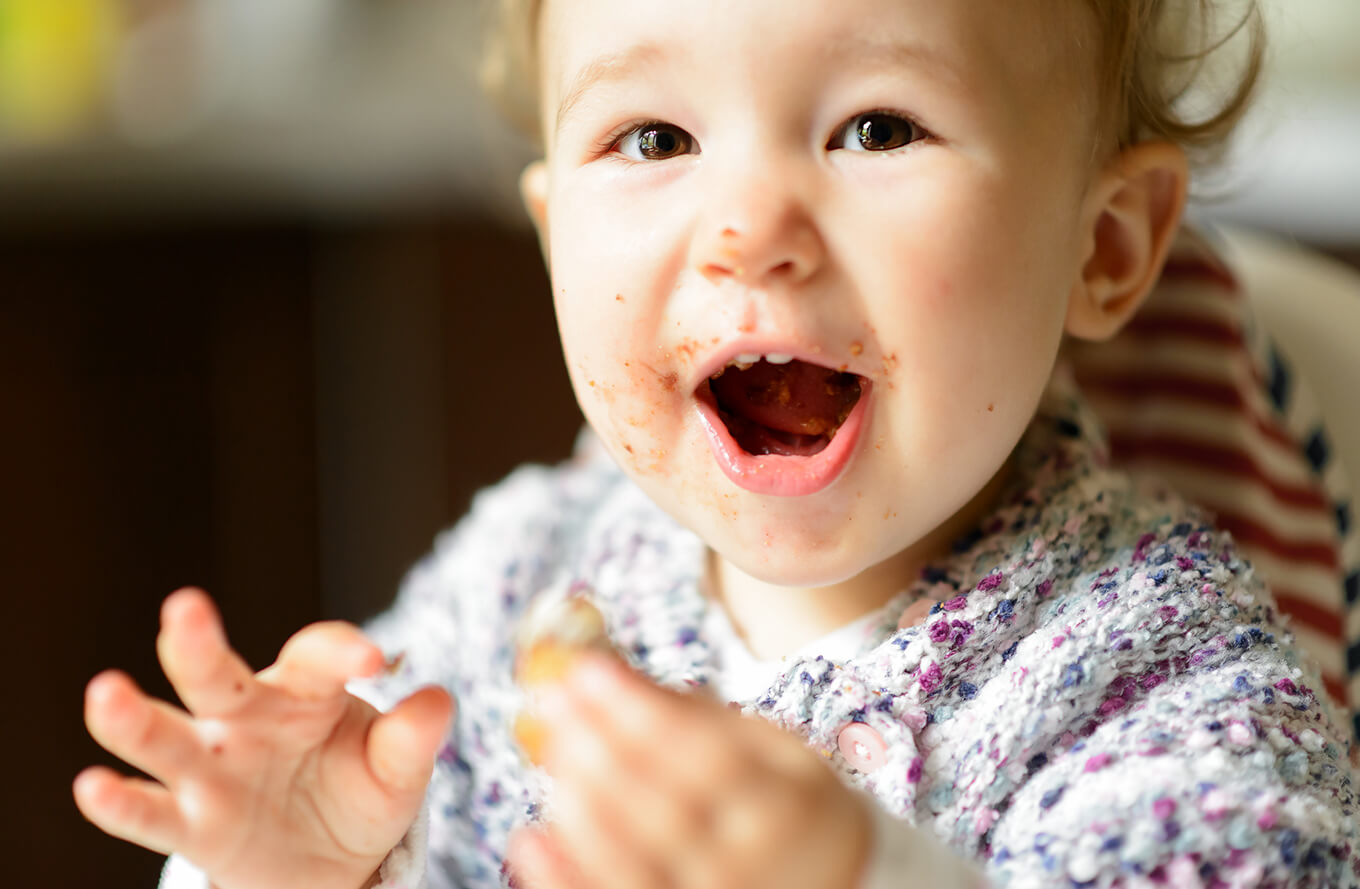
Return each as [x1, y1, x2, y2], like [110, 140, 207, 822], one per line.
[707, 455, 1014, 661]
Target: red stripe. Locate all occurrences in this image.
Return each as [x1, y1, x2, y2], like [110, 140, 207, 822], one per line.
[1120, 314, 1245, 349]
[1106, 433, 1332, 511]
[1322, 672, 1347, 709]
[1211, 508, 1340, 572]
[1159, 256, 1240, 293]
[1272, 589, 1345, 638]
[1109, 314, 1272, 392]
[1074, 368, 1296, 451]
[1077, 370, 1239, 408]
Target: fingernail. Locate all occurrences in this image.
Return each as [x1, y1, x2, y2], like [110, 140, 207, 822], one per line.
[537, 685, 572, 723]
[72, 768, 100, 801]
[568, 654, 624, 700]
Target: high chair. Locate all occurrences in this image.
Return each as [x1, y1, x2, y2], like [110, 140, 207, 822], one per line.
[1065, 224, 1360, 741]
[1220, 226, 1360, 534]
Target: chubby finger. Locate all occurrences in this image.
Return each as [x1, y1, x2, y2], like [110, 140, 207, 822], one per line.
[547, 733, 679, 889]
[561, 655, 751, 793]
[84, 670, 202, 787]
[506, 828, 591, 889]
[544, 689, 708, 853]
[72, 766, 184, 856]
[257, 621, 384, 700]
[573, 758, 707, 866]
[156, 588, 257, 718]
[366, 685, 455, 794]
[572, 654, 817, 782]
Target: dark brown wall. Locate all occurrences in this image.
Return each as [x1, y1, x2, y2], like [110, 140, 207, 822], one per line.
[0, 216, 580, 889]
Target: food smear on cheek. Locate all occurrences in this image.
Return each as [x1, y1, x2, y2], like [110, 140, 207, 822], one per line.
[675, 337, 703, 362]
[598, 360, 681, 477]
[628, 358, 678, 396]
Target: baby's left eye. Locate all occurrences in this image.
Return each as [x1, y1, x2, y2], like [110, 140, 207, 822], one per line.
[829, 112, 926, 152]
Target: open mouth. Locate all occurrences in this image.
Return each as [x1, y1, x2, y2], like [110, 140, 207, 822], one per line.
[697, 355, 864, 457]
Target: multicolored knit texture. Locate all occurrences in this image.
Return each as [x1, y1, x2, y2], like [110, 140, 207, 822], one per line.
[749, 369, 1358, 889]
[344, 368, 1357, 889]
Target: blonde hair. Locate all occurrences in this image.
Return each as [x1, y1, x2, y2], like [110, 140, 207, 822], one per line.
[1083, 0, 1266, 171]
[482, 0, 1266, 172]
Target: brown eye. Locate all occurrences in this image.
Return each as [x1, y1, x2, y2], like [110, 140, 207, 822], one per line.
[832, 112, 923, 152]
[618, 123, 694, 160]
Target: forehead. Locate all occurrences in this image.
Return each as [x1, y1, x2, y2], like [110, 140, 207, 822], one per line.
[538, 0, 1092, 120]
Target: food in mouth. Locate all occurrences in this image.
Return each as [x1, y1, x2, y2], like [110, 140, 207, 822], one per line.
[703, 356, 863, 457]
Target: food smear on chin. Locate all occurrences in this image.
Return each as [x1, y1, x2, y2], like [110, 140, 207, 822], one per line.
[709, 358, 862, 457]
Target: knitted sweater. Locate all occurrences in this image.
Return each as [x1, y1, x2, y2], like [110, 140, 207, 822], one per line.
[160, 367, 1359, 889]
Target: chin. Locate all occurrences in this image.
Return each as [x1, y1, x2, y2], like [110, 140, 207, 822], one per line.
[703, 518, 883, 588]
[732, 549, 877, 589]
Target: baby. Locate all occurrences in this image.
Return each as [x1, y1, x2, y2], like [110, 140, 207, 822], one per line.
[76, 0, 1360, 888]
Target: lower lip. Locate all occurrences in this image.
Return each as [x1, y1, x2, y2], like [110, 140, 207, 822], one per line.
[694, 381, 873, 497]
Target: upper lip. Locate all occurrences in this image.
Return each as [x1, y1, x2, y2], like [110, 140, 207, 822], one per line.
[687, 338, 872, 396]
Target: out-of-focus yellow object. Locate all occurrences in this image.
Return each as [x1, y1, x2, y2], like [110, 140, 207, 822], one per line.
[0, 0, 121, 140]
[513, 593, 617, 766]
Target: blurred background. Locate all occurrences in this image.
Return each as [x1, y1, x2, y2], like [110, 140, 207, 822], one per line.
[0, 1, 1354, 886]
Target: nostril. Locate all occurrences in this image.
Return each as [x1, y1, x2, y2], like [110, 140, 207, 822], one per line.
[701, 262, 734, 283]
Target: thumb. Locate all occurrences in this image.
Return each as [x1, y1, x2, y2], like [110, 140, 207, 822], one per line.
[366, 686, 455, 794]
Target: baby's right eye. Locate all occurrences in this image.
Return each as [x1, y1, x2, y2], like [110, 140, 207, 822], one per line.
[612, 122, 696, 161]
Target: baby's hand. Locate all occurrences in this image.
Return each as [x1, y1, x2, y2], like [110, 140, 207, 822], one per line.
[506, 654, 872, 889]
[75, 588, 454, 889]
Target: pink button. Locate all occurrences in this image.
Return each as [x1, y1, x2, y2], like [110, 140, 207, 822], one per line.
[837, 723, 889, 772]
[896, 597, 936, 629]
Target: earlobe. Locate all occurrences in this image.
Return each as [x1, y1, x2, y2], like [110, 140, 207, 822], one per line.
[520, 160, 551, 249]
[1066, 141, 1189, 342]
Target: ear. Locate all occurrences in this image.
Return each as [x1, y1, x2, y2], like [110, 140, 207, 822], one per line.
[519, 160, 550, 258]
[1066, 141, 1189, 342]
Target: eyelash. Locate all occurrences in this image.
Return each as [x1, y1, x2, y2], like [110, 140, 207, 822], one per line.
[592, 109, 934, 160]
[593, 119, 670, 158]
[834, 108, 933, 152]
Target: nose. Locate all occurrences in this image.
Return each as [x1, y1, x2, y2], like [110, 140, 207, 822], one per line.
[691, 166, 825, 288]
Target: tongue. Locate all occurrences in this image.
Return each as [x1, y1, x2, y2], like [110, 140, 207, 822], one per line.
[710, 360, 862, 455]
[715, 414, 831, 457]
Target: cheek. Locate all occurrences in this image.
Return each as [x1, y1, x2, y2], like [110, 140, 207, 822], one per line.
[553, 285, 690, 474]
[880, 174, 1072, 337]
[852, 178, 1073, 462]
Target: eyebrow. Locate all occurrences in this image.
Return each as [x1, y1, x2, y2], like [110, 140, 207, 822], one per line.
[552, 34, 966, 139]
[554, 42, 668, 138]
[820, 34, 968, 93]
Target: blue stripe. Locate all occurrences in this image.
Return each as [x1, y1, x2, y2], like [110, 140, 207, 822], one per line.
[1348, 638, 1360, 674]
[1339, 501, 1353, 538]
[1347, 571, 1360, 608]
[1304, 429, 1331, 473]
[1267, 347, 1291, 411]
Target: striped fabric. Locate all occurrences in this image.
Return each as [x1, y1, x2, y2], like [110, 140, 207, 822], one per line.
[1064, 228, 1360, 743]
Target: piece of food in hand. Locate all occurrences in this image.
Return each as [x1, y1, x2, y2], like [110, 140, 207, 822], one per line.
[513, 590, 615, 765]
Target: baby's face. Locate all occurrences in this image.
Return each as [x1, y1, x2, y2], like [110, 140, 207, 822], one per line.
[529, 0, 1102, 587]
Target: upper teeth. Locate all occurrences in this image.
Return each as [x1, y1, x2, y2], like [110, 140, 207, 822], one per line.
[729, 351, 794, 370]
